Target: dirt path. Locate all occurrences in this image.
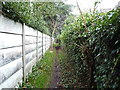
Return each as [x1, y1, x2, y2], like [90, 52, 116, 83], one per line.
[49, 51, 61, 88]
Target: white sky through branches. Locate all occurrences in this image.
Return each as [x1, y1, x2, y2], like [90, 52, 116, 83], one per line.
[64, 0, 120, 15]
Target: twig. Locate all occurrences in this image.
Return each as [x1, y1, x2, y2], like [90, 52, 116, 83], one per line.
[76, 0, 88, 32]
[0, 10, 7, 16]
[74, 43, 81, 48]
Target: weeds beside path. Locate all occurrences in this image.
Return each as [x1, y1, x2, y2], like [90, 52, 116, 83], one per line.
[21, 50, 55, 88]
[21, 49, 65, 88]
[49, 49, 62, 88]
[49, 58, 61, 88]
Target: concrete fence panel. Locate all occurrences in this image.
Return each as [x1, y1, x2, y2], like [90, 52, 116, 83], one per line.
[0, 14, 53, 89]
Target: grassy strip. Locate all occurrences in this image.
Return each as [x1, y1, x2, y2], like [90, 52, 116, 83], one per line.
[22, 50, 56, 88]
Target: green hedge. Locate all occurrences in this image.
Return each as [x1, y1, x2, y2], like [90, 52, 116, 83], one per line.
[60, 9, 120, 88]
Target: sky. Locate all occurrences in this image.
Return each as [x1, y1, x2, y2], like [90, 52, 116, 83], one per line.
[64, 0, 120, 15]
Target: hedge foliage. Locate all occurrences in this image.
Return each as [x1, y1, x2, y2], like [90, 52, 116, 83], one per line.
[60, 9, 120, 88]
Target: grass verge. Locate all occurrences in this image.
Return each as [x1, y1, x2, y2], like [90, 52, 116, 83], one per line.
[21, 50, 56, 88]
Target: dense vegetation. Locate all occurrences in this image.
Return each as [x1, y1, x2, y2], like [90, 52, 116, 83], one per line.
[1, 1, 120, 88]
[60, 8, 120, 88]
[1, 2, 71, 36]
[19, 50, 55, 88]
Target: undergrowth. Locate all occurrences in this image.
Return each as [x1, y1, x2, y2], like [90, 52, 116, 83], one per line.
[60, 8, 120, 88]
[59, 49, 88, 88]
[19, 50, 56, 88]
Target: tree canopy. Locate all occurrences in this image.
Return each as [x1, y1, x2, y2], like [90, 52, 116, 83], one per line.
[1, 2, 72, 36]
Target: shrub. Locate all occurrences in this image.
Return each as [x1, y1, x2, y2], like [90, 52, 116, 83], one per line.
[60, 8, 120, 88]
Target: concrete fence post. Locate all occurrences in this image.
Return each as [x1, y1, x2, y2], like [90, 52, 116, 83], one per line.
[22, 23, 26, 82]
[45, 35, 46, 51]
[42, 32, 43, 57]
[36, 30, 38, 62]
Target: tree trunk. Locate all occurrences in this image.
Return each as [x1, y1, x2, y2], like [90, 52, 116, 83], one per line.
[51, 20, 57, 50]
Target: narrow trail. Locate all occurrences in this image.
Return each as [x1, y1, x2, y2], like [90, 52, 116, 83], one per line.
[49, 50, 61, 88]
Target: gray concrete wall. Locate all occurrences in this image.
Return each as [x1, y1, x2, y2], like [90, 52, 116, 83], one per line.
[0, 14, 52, 89]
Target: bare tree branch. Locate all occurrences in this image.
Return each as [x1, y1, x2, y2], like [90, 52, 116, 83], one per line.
[76, 0, 88, 32]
